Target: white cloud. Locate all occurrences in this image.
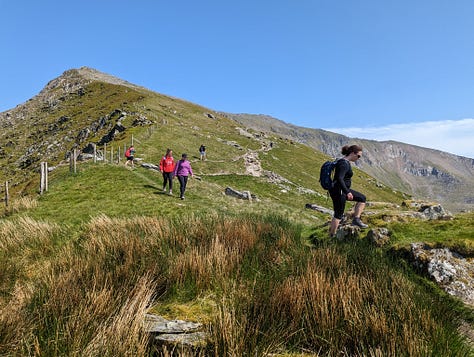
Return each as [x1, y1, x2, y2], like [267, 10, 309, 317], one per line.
[324, 118, 474, 159]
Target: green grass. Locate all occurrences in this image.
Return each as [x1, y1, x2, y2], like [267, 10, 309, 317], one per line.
[1, 71, 473, 356]
[386, 212, 474, 255]
[1, 213, 471, 356]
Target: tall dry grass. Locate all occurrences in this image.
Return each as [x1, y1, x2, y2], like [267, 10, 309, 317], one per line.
[1, 196, 39, 217]
[209, 241, 470, 356]
[0, 214, 165, 356]
[0, 213, 471, 356]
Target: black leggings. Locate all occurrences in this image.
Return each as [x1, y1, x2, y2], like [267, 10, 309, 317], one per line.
[162, 172, 173, 191]
[177, 175, 189, 197]
[330, 188, 366, 220]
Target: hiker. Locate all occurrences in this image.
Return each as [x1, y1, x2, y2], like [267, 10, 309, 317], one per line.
[329, 144, 368, 237]
[159, 148, 175, 195]
[173, 153, 193, 200]
[124, 145, 135, 167]
[199, 144, 206, 161]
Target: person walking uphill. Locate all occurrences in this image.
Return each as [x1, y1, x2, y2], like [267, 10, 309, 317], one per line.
[159, 148, 175, 195]
[174, 153, 193, 200]
[124, 145, 135, 168]
[199, 144, 206, 161]
[329, 144, 368, 237]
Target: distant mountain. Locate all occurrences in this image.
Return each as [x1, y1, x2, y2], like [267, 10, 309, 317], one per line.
[226, 114, 474, 212]
[0, 67, 472, 213]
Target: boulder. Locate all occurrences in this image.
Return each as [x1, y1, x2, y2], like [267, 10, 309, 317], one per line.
[366, 228, 391, 247]
[419, 204, 453, 220]
[225, 187, 257, 201]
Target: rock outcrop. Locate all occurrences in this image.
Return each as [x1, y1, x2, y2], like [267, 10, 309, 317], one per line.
[410, 243, 474, 306]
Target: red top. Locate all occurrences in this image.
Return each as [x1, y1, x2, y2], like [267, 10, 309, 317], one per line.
[159, 156, 175, 173]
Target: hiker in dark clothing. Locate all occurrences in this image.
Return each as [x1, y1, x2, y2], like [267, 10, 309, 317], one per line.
[329, 144, 368, 237]
[199, 144, 206, 161]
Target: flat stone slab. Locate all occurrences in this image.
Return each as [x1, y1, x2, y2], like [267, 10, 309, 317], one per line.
[155, 331, 208, 347]
[144, 314, 202, 334]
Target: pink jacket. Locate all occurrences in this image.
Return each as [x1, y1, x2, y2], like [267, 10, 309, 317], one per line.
[174, 159, 193, 177]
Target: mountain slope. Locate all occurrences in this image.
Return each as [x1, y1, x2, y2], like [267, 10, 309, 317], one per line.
[0, 67, 406, 223]
[227, 114, 474, 212]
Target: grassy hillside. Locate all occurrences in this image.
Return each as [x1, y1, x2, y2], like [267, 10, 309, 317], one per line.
[0, 68, 407, 226]
[228, 113, 474, 213]
[1, 69, 473, 355]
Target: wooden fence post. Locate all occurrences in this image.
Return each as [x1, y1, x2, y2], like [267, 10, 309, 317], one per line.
[4, 181, 9, 207]
[93, 143, 97, 163]
[45, 162, 48, 192]
[69, 150, 77, 173]
[104, 143, 107, 163]
[40, 162, 48, 194]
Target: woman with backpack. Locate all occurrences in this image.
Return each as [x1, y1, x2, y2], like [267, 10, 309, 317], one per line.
[124, 145, 135, 168]
[329, 144, 368, 237]
[159, 148, 175, 195]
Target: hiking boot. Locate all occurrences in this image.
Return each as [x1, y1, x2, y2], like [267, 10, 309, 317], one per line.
[352, 217, 368, 229]
[180, 196, 185, 200]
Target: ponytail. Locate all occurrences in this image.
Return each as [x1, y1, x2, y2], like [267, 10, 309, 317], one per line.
[341, 144, 362, 156]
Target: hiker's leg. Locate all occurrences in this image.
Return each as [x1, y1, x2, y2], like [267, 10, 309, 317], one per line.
[354, 202, 366, 217]
[350, 190, 366, 218]
[162, 173, 168, 190]
[183, 176, 188, 194]
[168, 174, 173, 191]
[178, 176, 185, 197]
[330, 217, 340, 236]
[329, 188, 345, 236]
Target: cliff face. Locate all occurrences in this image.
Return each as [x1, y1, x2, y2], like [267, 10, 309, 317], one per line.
[228, 114, 474, 212]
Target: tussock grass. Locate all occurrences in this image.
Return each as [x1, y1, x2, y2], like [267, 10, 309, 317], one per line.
[1, 196, 38, 217]
[0, 216, 58, 253]
[209, 240, 469, 356]
[0, 213, 471, 356]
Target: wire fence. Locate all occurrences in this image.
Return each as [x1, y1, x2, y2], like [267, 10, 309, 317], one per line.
[2, 122, 162, 209]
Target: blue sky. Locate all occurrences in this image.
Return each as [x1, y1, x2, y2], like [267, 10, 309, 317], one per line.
[1, 0, 473, 158]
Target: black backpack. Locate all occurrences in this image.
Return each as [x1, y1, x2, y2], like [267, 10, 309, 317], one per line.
[319, 159, 338, 190]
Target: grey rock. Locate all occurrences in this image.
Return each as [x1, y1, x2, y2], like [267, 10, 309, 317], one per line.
[141, 162, 160, 172]
[225, 187, 256, 200]
[155, 331, 208, 347]
[305, 203, 333, 216]
[366, 228, 391, 247]
[144, 314, 208, 353]
[410, 243, 474, 306]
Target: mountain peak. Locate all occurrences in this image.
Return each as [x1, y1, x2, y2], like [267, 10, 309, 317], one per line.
[41, 67, 144, 95]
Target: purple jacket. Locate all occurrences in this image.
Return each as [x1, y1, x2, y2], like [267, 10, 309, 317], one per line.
[174, 159, 193, 177]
